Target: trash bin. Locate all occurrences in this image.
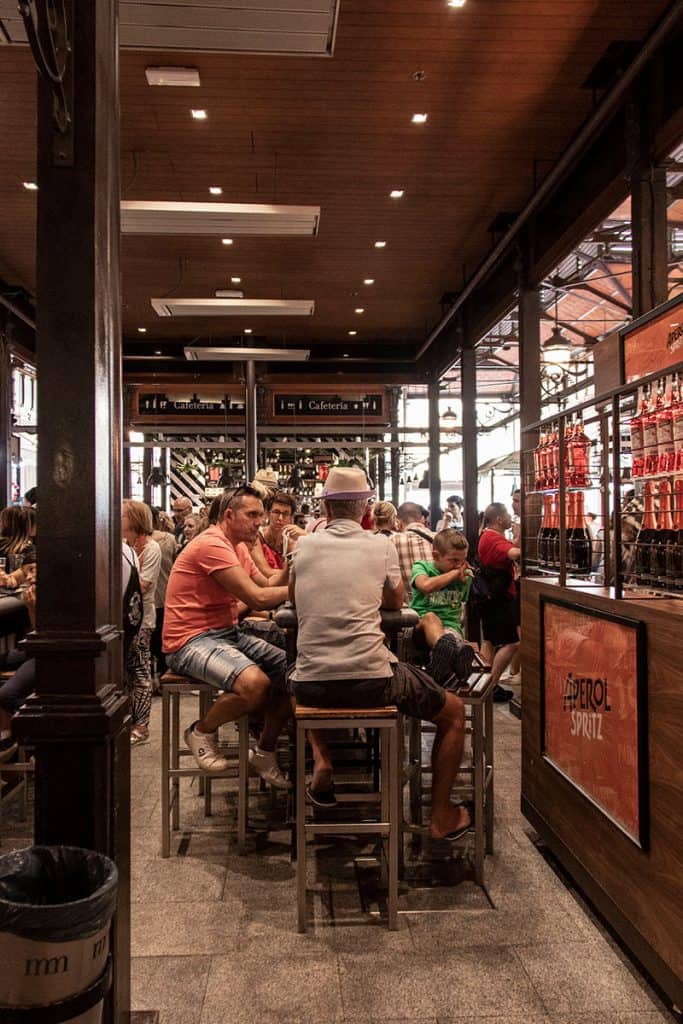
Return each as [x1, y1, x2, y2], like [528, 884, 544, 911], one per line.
[0, 846, 117, 1022]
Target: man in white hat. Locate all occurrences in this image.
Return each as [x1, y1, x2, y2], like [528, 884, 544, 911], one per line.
[288, 466, 471, 841]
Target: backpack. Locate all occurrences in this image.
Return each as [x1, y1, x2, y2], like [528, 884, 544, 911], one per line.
[468, 557, 512, 607]
[122, 549, 143, 653]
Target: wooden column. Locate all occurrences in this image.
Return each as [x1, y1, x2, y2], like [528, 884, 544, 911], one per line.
[460, 345, 478, 552]
[519, 284, 542, 571]
[14, 2, 130, 1022]
[245, 359, 258, 481]
[428, 377, 442, 530]
[0, 336, 11, 507]
[631, 164, 668, 317]
[389, 386, 400, 506]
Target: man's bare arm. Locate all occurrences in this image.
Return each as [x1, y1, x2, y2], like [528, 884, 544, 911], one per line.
[212, 564, 287, 611]
[381, 578, 403, 611]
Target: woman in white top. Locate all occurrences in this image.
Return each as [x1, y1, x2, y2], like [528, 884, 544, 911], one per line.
[122, 500, 162, 745]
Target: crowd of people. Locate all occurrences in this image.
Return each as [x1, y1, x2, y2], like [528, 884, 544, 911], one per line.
[0, 471, 522, 835]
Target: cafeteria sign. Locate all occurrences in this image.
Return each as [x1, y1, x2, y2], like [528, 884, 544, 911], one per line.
[541, 598, 647, 847]
[273, 392, 384, 418]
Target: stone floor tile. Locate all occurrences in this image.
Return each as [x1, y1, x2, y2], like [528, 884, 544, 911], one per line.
[131, 901, 244, 956]
[200, 951, 344, 1023]
[240, 908, 414, 956]
[514, 941, 663, 1014]
[131, 854, 227, 902]
[438, 1015, 550, 1024]
[131, 955, 211, 1024]
[339, 948, 545, 1020]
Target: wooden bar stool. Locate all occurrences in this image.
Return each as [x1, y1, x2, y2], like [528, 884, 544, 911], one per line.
[294, 703, 402, 932]
[404, 671, 495, 885]
[159, 672, 249, 857]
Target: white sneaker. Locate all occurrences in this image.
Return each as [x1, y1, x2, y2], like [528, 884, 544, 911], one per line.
[249, 746, 291, 790]
[184, 721, 229, 773]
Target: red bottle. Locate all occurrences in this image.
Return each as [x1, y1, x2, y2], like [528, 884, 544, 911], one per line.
[548, 425, 559, 489]
[656, 375, 675, 476]
[571, 418, 591, 488]
[643, 382, 661, 477]
[673, 374, 683, 473]
[630, 386, 647, 479]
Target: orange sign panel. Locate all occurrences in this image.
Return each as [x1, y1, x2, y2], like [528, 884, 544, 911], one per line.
[623, 295, 683, 382]
[542, 599, 646, 846]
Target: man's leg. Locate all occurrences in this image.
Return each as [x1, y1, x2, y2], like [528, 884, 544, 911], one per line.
[428, 692, 470, 839]
[414, 611, 445, 650]
[197, 664, 268, 733]
[489, 642, 519, 686]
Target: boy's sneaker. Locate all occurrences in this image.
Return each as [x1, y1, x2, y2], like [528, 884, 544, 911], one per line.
[428, 635, 475, 686]
[184, 721, 230, 773]
[249, 746, 291, 790]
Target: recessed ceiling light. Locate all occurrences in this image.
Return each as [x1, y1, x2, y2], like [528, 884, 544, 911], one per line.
[244, 328, 252, 334]
[191, 109, 207, 120]
[154, 348, 163, 355]
[221, 238, 233, 245]
[363, 278, 375, 285]
[146, 67, 200, 87]
[447, 0, 466, 7]
[374, 241, 386, 248]
[343, 353, 350, 358]
[348, 330, 357, 336]
[231, 277, 241, 284]
[411, 113, 428, 124]
[137, 327, 147, 333]
[22, 181, 38, 191]
[390, 190, 404, 199]
[209, 186, 222, 196]
[354, 308, 365, 314]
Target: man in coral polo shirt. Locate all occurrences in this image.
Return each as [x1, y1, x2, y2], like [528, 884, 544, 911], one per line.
[477, 502, 520, 702]
[163, 485, 291, 788]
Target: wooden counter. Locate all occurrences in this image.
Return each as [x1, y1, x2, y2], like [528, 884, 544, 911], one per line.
[521, 578, 683, 1007]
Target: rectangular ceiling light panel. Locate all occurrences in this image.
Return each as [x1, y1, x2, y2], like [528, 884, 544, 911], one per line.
[119, 0, 340, 56]
[152, 298, 315, 317]
[121, 201, 320, 236]
[185, 346, 310, 361]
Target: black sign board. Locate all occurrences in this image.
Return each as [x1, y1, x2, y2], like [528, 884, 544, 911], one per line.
[273, 393, 384, 417]
[137, 392, 244, 416]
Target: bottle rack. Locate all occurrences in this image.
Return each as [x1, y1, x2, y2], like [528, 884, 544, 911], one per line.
[521, 360, 683, 602]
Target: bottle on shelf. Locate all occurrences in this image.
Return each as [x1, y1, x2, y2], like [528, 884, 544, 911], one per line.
[548, 424, 559, 489]
[656, 374, 676, 476]
[567, 490, 592, 574]
[643, 382, 661, 477]
[533, 433, 544, 491]
[652, 479, 676, 590]
[537, 493, 552, 566]
[568, 417, 592, 488]
[630, 386, 647, 479]
[633, 481, 658, 586]
[666, 478, 683, 591]
[673, 373, 683, 474]
[549, 493, 561, 569]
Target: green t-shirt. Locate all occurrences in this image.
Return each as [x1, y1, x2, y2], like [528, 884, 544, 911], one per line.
[410, 559, 472, 634]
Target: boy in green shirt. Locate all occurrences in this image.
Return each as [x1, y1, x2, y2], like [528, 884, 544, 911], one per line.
[411, 528, 478, 686]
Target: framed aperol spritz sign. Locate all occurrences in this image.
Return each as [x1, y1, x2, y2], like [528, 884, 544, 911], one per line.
[540, 597, 648, 848]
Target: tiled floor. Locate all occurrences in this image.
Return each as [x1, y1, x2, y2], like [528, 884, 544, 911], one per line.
[1, 696, 675, 1024]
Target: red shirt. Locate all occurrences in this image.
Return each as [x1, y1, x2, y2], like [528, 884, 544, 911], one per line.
[477, 528, 516, 597]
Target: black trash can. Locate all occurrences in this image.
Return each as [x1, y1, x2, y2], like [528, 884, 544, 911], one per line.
[0, 846, 117, 1023]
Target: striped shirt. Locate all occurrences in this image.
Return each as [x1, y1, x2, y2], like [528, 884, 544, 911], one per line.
[392, 524, 435, 604]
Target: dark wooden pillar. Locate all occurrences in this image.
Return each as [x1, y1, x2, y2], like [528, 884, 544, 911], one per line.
[631, 163, 668, 317]
[245, 359, 258, 480]
[0, 336, 11, 507]
[460, 345, 478, 552]
[389, 386, 400, 506]
[14, 2, 130, 1022]
[519, 285, 542, 569]
[428, 377, 442, 530]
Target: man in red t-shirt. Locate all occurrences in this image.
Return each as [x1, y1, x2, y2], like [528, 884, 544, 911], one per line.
[477, 502, 521, 701]
[163, 485, 291, 787]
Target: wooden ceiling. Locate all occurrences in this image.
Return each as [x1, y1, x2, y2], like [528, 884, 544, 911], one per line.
[0, 0, 673, 371]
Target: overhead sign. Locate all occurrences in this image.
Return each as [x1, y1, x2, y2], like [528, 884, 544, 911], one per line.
[622, 293, 683, 383]
[272, 392, 384, 418]
[541, 597, 647, 847]
[130, 387, 245, 423]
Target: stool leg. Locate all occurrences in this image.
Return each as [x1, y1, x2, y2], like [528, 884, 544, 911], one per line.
[473, 704, 485, 886]
[408, 717, 422, 826]
[238, 714, 249, 850]
[388, 722, 400, 930]
[161, 688, 171, 857]
[485, 695, 494, 855]
[296, 720, 307, 932]
[171, 691, 181, 832]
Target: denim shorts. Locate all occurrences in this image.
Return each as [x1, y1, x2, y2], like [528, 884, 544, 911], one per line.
[166, 626, 287, 693]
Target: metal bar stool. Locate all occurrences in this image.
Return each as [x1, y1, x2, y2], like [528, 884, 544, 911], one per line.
[160, 672, 249, 857]
[404, 670, 495, 885]
[294, 703, 402, 932]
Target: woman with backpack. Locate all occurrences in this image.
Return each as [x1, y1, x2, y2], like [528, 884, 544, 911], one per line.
[122, 500, 162, 746]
